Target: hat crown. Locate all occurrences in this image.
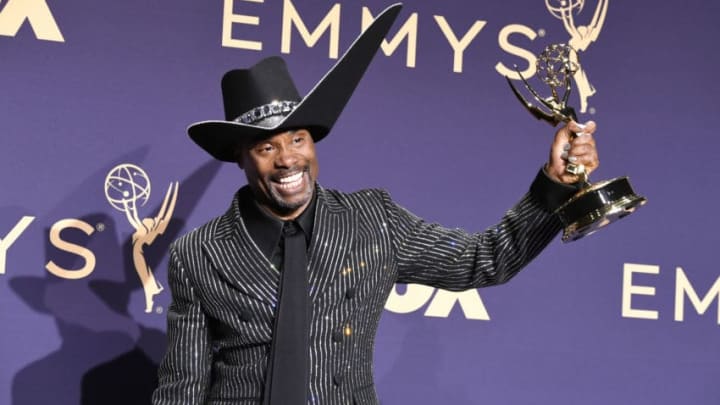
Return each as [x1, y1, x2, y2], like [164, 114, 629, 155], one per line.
[188, 3, 403, 162]
[221, 57, 301, 122]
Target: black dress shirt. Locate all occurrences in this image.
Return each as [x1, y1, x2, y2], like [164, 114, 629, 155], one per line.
[238, 187, 316, 269]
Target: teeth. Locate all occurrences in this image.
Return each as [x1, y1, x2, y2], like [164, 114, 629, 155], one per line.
[279, 172, 303, 183]
[277, 172, 304, 190]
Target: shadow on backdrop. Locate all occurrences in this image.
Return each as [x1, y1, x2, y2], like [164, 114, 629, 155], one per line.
[10, 154, 221, 405]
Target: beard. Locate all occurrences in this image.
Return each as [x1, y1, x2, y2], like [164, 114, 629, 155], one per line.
[258, 166, 315, 215]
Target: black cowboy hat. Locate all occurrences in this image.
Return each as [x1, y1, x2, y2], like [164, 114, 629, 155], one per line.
[188, 3, 402, 162]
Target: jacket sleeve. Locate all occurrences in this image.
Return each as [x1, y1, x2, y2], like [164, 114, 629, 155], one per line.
[152, 244, 212, 405]
[385, 169, 577, 289]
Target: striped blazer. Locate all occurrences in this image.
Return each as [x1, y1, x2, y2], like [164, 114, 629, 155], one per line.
[152, 172, 570, 405]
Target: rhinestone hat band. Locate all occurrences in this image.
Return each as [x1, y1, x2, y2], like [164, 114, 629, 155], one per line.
[234, 100, 299, 125]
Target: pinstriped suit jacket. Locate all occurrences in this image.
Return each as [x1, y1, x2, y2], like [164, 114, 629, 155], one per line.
[152, 175, 567, 405]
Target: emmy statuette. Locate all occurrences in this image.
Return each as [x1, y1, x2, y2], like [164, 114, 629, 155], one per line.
[506, 43, 646, 242]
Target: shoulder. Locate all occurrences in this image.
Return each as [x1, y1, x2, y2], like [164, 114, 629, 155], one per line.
[170, 207, 232, 254]
[318, 186, 391, 210]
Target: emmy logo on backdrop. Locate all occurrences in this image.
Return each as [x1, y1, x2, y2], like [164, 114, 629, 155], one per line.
[104, 164, 178, 313]
[546, 0, 608, 113]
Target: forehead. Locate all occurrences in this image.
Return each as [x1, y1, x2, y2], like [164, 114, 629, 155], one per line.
[245, 129, 311, 147]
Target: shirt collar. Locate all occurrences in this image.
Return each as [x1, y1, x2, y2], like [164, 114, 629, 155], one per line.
[238, 186, 317, 259]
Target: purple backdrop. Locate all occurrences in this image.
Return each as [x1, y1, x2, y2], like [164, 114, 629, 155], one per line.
[2, 0, 719, 404]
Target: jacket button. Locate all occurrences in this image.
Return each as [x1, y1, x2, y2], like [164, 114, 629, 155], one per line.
[332, 331, 343, 342]
[333, 373, 344, 386]
[345, 288, 356, 299]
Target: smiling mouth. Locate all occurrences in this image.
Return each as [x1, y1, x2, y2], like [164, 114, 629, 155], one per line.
[274, 170, 305, 191]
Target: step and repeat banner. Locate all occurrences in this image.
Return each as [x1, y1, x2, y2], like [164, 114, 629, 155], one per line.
[2, 0, 718, 404]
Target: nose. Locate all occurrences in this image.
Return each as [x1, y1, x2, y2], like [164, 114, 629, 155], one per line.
[274, 146, 299, 168]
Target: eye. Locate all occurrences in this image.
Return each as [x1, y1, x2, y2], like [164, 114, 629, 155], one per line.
[256, 144, 274, 154]
[293, 134, 306, 145]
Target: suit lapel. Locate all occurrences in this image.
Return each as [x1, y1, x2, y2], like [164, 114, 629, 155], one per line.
[307, 187, 357, 302]
[202, 193, 280, 307]
[200, 187, 358, 306]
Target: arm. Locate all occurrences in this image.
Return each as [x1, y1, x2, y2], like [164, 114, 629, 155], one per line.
[388, 121, 598, 289]
[387, 169, 576, 290]
[152, 245, 212, 405]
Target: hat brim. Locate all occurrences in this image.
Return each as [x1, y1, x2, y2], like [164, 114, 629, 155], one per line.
[188, 121, 330, 161]
[188, 3, 403, 162]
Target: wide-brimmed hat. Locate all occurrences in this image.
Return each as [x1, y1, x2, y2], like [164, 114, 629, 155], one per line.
[188, 3, 402, 162]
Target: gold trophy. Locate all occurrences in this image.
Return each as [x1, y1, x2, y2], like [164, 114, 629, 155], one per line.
[506, 43, 646, 242]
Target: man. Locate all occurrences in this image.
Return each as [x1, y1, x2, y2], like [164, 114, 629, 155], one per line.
[152, 5, 599, 405]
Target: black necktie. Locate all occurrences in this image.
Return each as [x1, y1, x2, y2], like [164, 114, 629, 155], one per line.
[263, 220, 309, 404]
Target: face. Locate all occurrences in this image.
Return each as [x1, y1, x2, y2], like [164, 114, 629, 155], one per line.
[238, 129, 319, 220]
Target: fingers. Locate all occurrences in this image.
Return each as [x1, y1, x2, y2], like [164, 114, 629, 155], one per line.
[547, 120, 600, 184]
[565, 121, 598, 175]
[569, 120, 596, 136]
[562, 138, 597, 169]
